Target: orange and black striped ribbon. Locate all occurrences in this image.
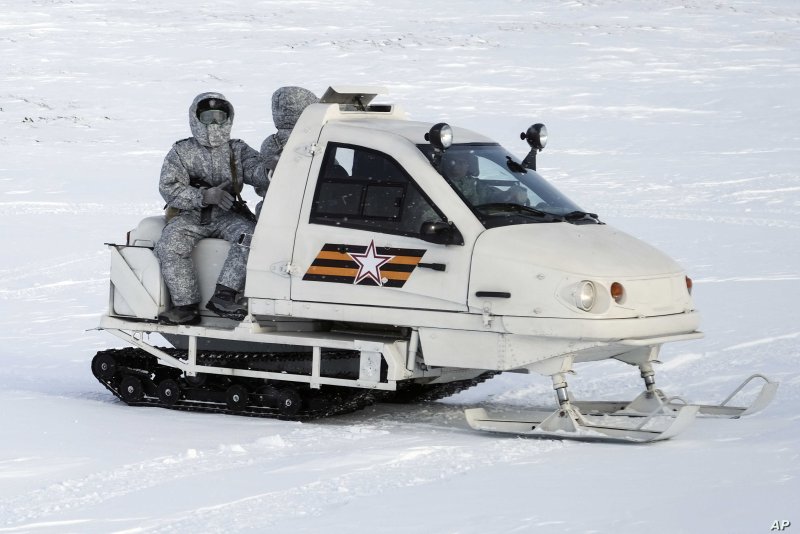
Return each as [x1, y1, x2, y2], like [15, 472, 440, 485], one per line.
[303, 243, 426, 288]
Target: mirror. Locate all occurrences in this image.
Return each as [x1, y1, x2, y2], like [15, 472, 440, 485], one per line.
[419, 221, 463, 245]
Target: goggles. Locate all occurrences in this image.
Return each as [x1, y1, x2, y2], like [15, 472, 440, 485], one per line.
[198, 109, 228, 125]
[196, 97, 231, 125]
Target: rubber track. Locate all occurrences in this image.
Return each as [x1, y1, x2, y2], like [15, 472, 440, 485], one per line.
[92, 347, 372, 421]
[382, 371, 500, 403]
[92, 347, 499, 420]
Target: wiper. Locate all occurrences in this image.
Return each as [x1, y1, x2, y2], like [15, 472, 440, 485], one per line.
[473, 202, 564, 221]
[564, 210, 600, 222]
[505, 156, 528, 174]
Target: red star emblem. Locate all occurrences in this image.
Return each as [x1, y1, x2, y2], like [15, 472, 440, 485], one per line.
[348, 240, 393, 286]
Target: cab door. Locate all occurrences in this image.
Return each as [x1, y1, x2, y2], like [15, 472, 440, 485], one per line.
[290, 134, 473, 312]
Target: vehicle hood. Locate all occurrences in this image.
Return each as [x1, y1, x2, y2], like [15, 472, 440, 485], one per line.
[477, 223, 682, 277]
[468, 223, 693, 319]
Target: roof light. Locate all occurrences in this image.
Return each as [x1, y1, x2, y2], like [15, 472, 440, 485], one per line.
[426, 123, 453, 151]
[521, 123, 547, 151]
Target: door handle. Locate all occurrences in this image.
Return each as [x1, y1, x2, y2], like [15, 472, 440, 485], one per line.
[418, 262, 446, 272]
[475, 291, 511, 298]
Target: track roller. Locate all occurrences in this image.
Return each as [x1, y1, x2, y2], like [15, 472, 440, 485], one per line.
[276, 388, 302, 416]
[157, 379, 181, 406]
[258, 385, 302, 415]
[225, 385, 249, 411]
[119, 375, 144, 402]
[92, 352, 117, 380]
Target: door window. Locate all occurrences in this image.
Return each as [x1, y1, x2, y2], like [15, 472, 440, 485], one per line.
[310, 144, 444, 237]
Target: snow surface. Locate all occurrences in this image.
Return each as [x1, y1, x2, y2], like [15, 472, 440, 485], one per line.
[1, 0, 798, 532]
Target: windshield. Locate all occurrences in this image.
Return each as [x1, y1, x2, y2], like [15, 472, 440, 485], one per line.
[418, 143, 599, 228]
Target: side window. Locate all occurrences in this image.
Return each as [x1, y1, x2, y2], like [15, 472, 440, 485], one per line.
[310, 144, 444, 237]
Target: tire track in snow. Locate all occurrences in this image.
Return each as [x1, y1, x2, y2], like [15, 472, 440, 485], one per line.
[131, 433, 565, 534]
[0, 430, 296, 528]
[0, 422, 430, 528]
[0, 413, 564, 532]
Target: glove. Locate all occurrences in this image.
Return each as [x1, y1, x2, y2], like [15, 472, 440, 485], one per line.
[202, 185, 234, 210]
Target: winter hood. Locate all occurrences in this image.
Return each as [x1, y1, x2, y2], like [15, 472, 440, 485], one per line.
[189, 91, 234, 148]
[271, 86, 318, 131]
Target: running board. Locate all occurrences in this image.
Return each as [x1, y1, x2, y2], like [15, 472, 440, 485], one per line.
[573, 374, 779, 419]
[465, 404, 699, 443]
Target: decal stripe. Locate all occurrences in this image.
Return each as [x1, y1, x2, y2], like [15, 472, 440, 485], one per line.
[315, 250, 356, 261]
[308, 259, 417, 273]
[311, 258, 359, 269]
[305, 266, 358, 277]
[305, 266, 412, 281]
[304, 242, 427, 288]
[319, 243, 425, 258]
[382, 271, 412, 281]
[321, 243, 367, 254]
[378, 263, 416, 273]
[386, 256, 423, 266]
[302, 274, 357, 284]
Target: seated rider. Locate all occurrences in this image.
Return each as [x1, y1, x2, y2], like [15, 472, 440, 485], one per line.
[442, 152, 527, 205]
[155, 92, 269, 325]
[256, 86, 319, 217]
[261, 86, 319, 169]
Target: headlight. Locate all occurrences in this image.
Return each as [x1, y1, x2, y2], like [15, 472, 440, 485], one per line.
[576, 280, 596, 311]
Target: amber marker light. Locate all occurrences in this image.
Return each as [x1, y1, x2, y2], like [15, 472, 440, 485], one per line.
[685, 276, 693, 295]
[610, 282, 624, 303]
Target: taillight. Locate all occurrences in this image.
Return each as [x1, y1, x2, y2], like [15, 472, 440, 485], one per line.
[685, 276, 693, 295]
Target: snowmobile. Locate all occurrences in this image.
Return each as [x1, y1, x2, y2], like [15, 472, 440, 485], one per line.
[92, 86, 777, 442]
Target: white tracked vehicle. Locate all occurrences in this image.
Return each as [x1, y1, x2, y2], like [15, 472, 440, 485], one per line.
[93, 87, 777, 442]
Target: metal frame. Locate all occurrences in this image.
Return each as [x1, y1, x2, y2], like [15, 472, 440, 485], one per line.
[99, 315, 409, 391]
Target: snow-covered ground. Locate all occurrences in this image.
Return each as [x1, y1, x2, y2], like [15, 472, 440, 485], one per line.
[1, 1, 798, 532]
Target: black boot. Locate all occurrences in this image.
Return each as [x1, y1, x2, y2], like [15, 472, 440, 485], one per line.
[206, 284, 247, 321]
[159, 303, 200, 325]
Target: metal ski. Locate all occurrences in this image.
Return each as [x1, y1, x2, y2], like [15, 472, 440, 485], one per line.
[465, 403, 698, 443]
[464, 368, 707, 443]
[573, 374, 778, 419]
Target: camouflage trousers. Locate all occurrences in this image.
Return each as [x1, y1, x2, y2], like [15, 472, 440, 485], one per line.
[154, 210, 255, 306]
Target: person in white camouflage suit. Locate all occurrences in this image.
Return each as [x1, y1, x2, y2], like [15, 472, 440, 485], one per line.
[155, 92, 269, 325]
[256, 86, 318, 217]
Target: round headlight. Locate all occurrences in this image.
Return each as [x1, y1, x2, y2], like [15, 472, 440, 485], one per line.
[576, 281, 596, 311]
[520, 123, 547, 150]
[427, 123, 453, 150]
